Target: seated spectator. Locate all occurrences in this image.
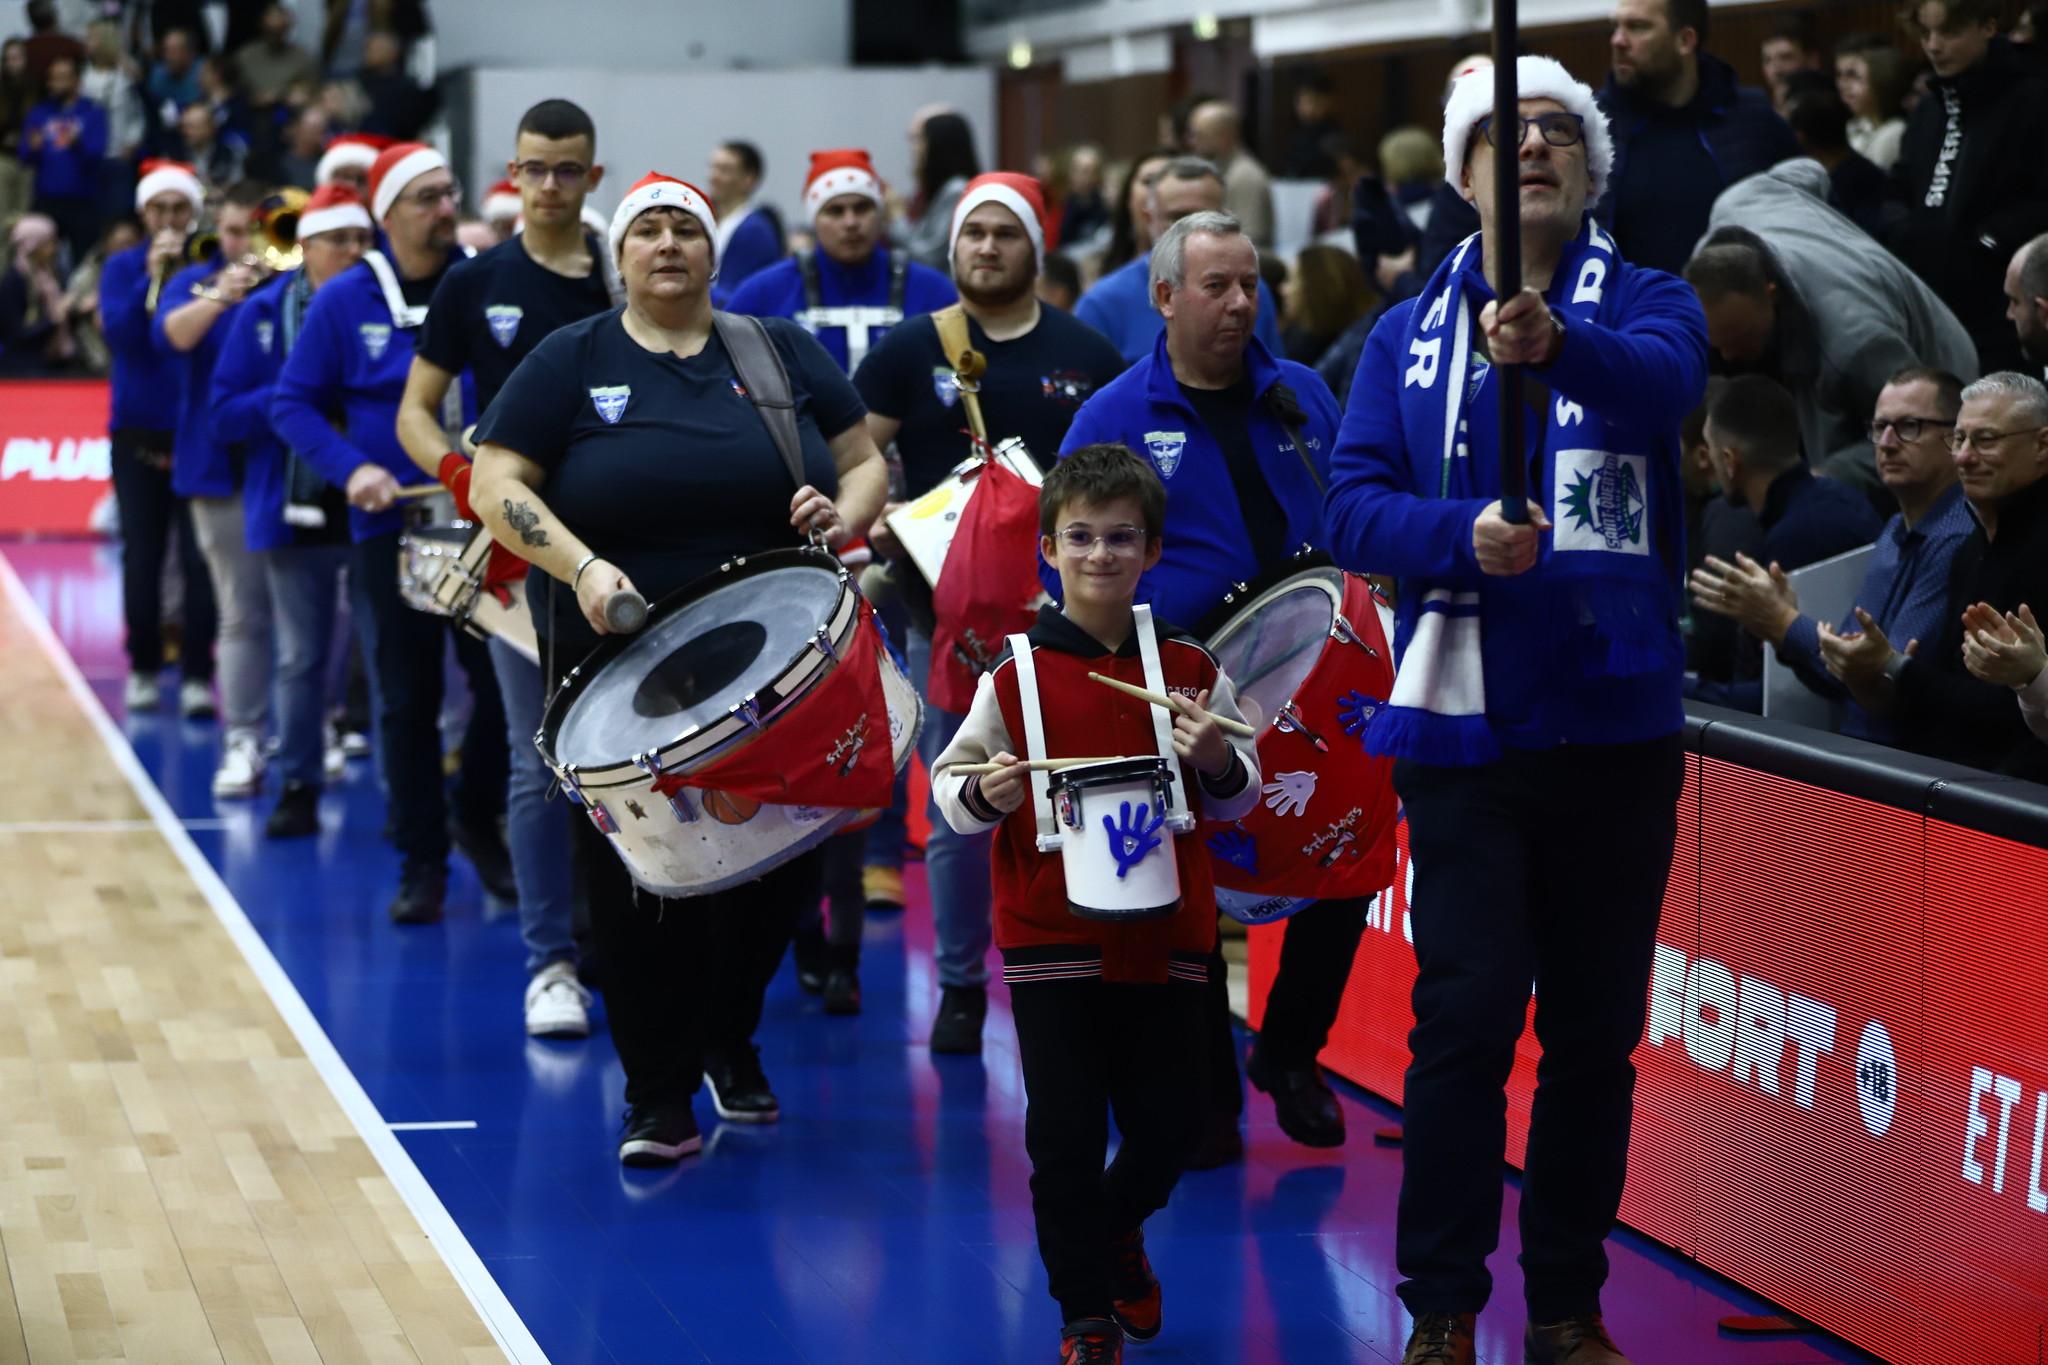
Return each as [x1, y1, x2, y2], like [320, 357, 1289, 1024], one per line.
[1886, 0, 2048, 374]
[196, 55, 252, 145]
[1036, 251, 1080, 312]
[20, 55, 106, 259]
[79, 20, 144, 169]
[1056, 144, 1108, 250]
[146, 29, 201, 127]
[1308, 132, 1365, 237]
[1782, 88, 1897, 239]
[2009, 232, 2048, 375]
[270, 104, 325, 188]
[355, 30, 436, 141]
[1694, 367, 1973, 739]
[1688, 160, 1978, 517]
[0, 211, 75, 373]
[234, 3, 317, 109]
[1963, 602, 2048, 742]
[58, 215, 138, 374]
[3, 40, 39, 221]
[1682, 377, 1767, 689]
[1280, 243, 1371, 367]
[21, 0, 82, 93]
[1761, 14, 1825, 114]
[1283, 68, 1341, 178]
[1825, 373, 2048, 776]
[176, 102, 246, 190]
[1835, 37, 1909, 170]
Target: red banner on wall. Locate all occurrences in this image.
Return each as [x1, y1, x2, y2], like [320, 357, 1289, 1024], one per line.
[1249, 755, 2048, 1365]
[0, 380, 113, 535]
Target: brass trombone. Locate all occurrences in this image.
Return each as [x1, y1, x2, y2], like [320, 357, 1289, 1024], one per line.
[194, 188, 309, 303]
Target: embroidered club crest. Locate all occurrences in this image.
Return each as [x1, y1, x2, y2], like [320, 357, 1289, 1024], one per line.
[931, 367, 959, 408]
[359, 322, 391, 361]
[255, 320, 274, 354]
[1554, 449, 1649, 555]
[485, 304, 523, 348]
[590, 385, 631, 424]
[1143, 431, 1187, 479]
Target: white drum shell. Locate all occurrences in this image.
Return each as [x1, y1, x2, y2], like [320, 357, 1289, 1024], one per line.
[1049, 760, 1184, 921]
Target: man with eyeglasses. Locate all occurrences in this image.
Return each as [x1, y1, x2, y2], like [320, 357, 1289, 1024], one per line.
[1691, 367, 1972, 737]
[1821, 371, 2048, 777]
[1050, 209, 1361, 1166]
[270, 140, 515, 929]
[1327, 58, 1708, 1365]
[392, 99, 616, 1037]
[2007, 233, 2048, 378]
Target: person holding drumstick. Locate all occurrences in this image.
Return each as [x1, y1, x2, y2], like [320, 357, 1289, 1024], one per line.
[467, 171, 888, 1165]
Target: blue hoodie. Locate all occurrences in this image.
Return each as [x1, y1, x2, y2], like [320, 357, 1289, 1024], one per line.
[154, 259, 245, 498]
[209, 269, 297, 551]
[18, 98, 108, 200]
[99, 240, 185, 433]
[1049, 331, 1339, 628]
[269, 252, 476, 543]
[1074, 252, 1282, 365]
[723, 246, 957, 373]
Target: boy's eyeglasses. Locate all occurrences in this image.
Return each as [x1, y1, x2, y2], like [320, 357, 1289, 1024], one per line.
[1056, 525, 1147, 555]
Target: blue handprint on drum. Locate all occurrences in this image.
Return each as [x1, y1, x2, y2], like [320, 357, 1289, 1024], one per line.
[1207, 827, 1259, 876]
[1105, 801, 1166, 879]
[1337, 690, 1385, 750]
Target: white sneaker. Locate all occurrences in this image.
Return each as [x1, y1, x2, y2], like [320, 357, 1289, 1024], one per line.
[179, 678, 216, 720]
[212, 732, 266, 799]
[524, 962, 591, 1039]
[323, 743, 348, 780]
[124, 674, 161, 710]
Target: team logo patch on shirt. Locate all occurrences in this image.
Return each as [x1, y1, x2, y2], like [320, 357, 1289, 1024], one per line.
[1142, 431, 1187, 479]
[359, 323, 391, 361]
[730, 378, 749, 399]
[255, 320, 274, 354]
[931, 367, 959, 408]
[485, 304, 523, 348]
[1554, 449, 1649, 555]
[590, 385, 631, 424]
[1041, 370, 1094, 405]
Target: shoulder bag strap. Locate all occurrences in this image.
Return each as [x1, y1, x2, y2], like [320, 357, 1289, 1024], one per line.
[1262, 379, 1325, 494]
[711, 311, 806, 491]
[798, 249, 822, 311]
[887, 251, 908, 312]
[930, 304, 989, 450]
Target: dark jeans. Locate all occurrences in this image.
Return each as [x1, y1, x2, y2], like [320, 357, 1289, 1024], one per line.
[577, 810, 819, 1108]
[1011, 974, 1205, 1325]
[348, 532, 507, 878]
[109, 430, 215, 679]
[1392, 735, 1684, 1323]
[1200, 895, 1373, 1115]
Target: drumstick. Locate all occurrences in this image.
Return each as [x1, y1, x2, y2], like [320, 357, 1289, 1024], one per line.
[1085, 672, 1258, 737]
[950, 757, 1128, 775]
[603, 588, 648, 634]
[392, 483, 449, 502]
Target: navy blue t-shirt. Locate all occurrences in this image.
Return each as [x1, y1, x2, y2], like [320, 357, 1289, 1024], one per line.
[472, 310, 866, 658]
[416, 233, 613, 411]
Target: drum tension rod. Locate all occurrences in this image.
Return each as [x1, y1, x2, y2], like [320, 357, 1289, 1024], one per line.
[731, 695, 765, 731]
[558, 768, 618, 834]
[633, 751, 698, 823]
[1274, 701, 1331, 754]
[1330, 616, 1379, 656]
[813, 625, 838, 662]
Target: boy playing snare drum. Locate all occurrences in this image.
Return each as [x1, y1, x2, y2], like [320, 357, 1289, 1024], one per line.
[933, 443, 1262, 1364]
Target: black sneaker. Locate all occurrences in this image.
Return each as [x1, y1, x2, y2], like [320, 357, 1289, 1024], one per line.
[929, 985, 986, 1055]
[448, 815, 517, 901]
[618, 1103, 701, 1166]
[792, 922, 828, 995]
[1109, 1227, 1162, 1341]
[265, 781, 320, 839]
[822, 968, 862, 1015]
[388, 867, 446, 925]
[1182, 1109, 1245, 1170]
[1247, 1044, 1346, 1148]
[704, 1045, 780, 1123]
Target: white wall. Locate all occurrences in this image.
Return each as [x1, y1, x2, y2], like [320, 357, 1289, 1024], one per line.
[432, 0, 852, 71]
[462, 67, 998, 223]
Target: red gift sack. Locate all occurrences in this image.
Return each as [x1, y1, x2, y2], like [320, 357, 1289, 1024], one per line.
[928, 457, 1044, 713]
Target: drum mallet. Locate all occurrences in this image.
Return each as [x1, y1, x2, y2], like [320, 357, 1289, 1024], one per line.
[950, 757, 1128, 775]
[1085, 672, 1258, 738]
[603, 588, 648, 635]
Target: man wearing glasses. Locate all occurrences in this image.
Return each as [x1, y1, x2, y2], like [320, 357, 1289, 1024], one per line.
[1820, 371, 2048, 777]
[1691, 367, 1973, 739]
[271, 139, 513, 930]
[394, 100, 617, 1038]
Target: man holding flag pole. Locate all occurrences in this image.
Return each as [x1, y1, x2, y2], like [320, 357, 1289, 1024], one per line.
[1324, 31, 1708, 1365]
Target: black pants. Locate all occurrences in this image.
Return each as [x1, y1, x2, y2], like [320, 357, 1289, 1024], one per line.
[349, 532, 507, 878]
[1393, 735, 1684, 1322]
[1011, 974, 1205, 1325]
[1201, 895, 1373, 1115]
[578, 809, 820, 1109]
[109, 430, 215, 679]
[794, 827, 868, 966]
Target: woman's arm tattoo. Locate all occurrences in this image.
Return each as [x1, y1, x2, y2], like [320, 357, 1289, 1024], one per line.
[503, 498, 549, 548]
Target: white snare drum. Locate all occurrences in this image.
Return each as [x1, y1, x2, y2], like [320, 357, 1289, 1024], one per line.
[536, 547, 921, 898]
[396, 491, 462, 617]
[886, 436, 1042, 588]
[1046, 757, 1185, 921]
[433, 526, 538, 664]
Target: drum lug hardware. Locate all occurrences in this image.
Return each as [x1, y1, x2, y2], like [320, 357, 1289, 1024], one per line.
[813, 625, 839, 662]
[1274, 701, 1331, 754]
[733, 694, 764, 730]
[1329, 616, 1379, 655]
[633, 751, 698, 823]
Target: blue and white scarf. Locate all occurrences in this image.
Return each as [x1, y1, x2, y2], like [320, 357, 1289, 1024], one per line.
[1365, 216, 1679, 767]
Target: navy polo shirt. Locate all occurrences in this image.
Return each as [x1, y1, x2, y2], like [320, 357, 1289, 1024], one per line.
[415, 232, 613, 411]
[472, 311, 867, 659]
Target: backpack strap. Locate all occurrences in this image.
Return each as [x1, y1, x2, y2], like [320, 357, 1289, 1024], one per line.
[798, 249, 822, 312]
[887, 250, 908, 312]
[711, 312, 806, 492]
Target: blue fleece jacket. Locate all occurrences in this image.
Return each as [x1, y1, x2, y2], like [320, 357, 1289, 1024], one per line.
[1049, 331, 1338, 628]
[99, 240, 184, 433]
[209, 270, 295, 551]
[723, 247, 957, 372]
[268, 254, 476, 543]
[154, 259, 247, 498]
[1074, 253, 1282, 365]
[18, 98, 107, 200]
[1326, 245, 1708, 751]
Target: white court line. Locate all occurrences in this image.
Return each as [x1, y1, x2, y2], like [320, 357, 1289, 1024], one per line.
[1, 559, 547, 1365]
[390, 1121, 481, 1132]
[0, 818, 232, 834]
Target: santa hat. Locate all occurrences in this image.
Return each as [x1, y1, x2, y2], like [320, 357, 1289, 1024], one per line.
[948, 171, 1046, 273]
[804, 149, 883, 222]
[368, 141, 449, 221]
[607, 171, 718, 262]
[483, 178, 521, 222]
[295, 184, 372, 240]
[1441, 55, 1613, 205]
[134, 159, 203, 213]
[314, 133, 391, 186]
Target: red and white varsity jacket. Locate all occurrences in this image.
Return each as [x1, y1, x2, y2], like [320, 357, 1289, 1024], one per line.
[934, 605, 1262, 985]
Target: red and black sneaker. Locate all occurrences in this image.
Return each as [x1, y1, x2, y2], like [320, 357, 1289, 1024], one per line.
[1108, 1227, 1162, 1342]
[1059, 1318, 1123, 1364]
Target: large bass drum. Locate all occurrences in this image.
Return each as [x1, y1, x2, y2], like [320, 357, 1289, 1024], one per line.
[1197, 552, 1399, 925]
[536, 548, 921, 898]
